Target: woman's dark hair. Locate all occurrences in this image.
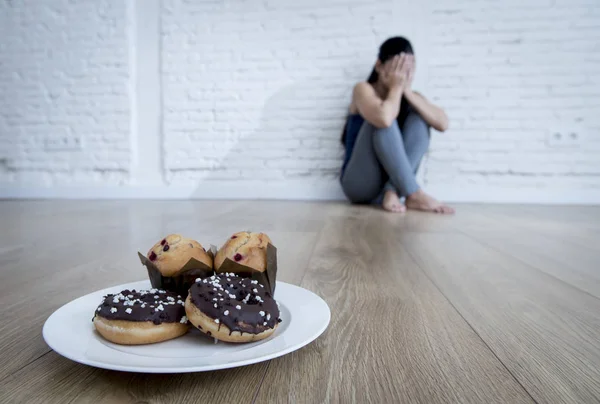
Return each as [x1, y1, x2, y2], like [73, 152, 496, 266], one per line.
[341, 36, 414, 145]
[367, 37, 414, 84]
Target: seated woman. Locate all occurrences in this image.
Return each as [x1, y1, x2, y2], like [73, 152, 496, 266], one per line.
[340, 37, 454, 214]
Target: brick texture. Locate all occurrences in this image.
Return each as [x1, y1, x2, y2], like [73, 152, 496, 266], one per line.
[0, 0, 130, 186]
[161, 0, 393, 184]
[2, 0, 599, 198]
[425, 0, 600, 190]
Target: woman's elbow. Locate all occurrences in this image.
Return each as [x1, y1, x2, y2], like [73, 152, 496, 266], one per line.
[434, 115, 449, 132]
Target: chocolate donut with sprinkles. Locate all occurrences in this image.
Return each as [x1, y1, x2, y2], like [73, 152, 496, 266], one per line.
[93, 288, 189, 345]
[185, 273, 282, 343]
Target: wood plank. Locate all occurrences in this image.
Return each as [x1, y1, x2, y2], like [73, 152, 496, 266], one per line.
[2, 201, 600, 403]
[402, 232, 600, 403]
[0, 350, 266, 404]
[457, 204, 600, 250]
[254, 211, 533, 403]
[463, 228, 600, 299]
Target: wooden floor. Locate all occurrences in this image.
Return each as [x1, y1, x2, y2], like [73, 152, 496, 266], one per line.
[0, 201, 599, 403]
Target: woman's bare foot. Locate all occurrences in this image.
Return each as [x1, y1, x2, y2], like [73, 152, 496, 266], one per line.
[382, 190, 406, 213]
[406, 189, 454, 214]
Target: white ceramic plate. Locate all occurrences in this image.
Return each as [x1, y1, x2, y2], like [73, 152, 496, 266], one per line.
[43, 280, 330, 373]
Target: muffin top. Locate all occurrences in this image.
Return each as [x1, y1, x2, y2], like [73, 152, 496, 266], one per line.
[147, 234, 213, 277]
[214, 232, 271, 273]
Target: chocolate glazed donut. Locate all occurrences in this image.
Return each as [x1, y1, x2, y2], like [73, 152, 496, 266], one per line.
[185, 273, 282, 343]
[93, 289, 189, 345]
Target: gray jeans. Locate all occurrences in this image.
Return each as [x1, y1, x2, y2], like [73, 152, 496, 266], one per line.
[340, 112, 430, 204]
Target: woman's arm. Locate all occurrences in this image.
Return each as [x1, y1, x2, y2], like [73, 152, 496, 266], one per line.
[403, 90, 449, 132]
[353, 82, 402, 128]
[353, 54, 410, 128]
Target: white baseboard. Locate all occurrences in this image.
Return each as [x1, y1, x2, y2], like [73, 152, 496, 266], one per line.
[1, 181, 600, 205]
[424, 185, 600, 205]
[0, 181, 347, 201]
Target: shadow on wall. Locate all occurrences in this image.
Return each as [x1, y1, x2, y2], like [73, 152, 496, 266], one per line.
[189, 77, 348, 199]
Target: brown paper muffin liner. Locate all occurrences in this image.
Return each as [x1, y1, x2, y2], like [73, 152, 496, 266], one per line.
[214, 243, 277, 296]
[138, 248, 215, 296]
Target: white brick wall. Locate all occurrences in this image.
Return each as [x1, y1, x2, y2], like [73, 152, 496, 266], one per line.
[425, 0, 600, 191]
[0, 0, 130, 186]
[161, 0, 393, 185]
[1, 0, 599, 202]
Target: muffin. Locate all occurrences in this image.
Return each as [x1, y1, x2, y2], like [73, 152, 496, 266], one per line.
[214, 231, 277, 294]
[139, 234, 213, 296]
[147, 234, 212, 276]
[214, 231, 270, 272]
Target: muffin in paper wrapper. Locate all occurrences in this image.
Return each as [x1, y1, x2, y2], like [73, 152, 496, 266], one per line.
[138, 247, 215, 297]
[214, 243, 277, 296]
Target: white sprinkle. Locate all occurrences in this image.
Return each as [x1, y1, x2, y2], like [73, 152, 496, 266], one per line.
[150, 305, 154, 308]
[260, 284, 264, 288]
[227, 278, 231, 282]
[251, 280, 258, 285]
[112, 297, 119, 303]
[180, 316, 188, 324]
[141, 304, 146, 308]
[236, 305, 241, 310]
[110, 307, 117, 313]
[267, 314, 271, 320]
[150, 288, 157, 293]
[154, 295, 159, 299]
[213, 298, 218, 301]
[253, 288, 258, 293]
[177, 300, 183, 304]
[214, 303, 218, 308]
[195, 278, 202, 282]
[217, 293, 222, 297]
[97, 307, 101, 312]
[229, 294, 236, 299]
[220, 298, 224, 301]
[259, 311, 265, 316]
[224, 310, 229, 316]
[256, 296, 263, 302]
[202, 279, 208, 283]
[125, 308, 132, 314]
[263, 322, 267, 326]
[155, 304, 164, 312]
[215, 319, 220, 324]
[127, 294, 133, 298]
[167, 296, 175, 301]
[159, 290, 166, 293]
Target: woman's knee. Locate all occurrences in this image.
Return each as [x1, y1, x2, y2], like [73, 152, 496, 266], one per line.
[404, 113, 430, 145]
[405, 112, 430, 135]
[372, 120, 401, 136]
[370, 121, 402, 149]
[341, 176, 381, 204]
